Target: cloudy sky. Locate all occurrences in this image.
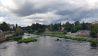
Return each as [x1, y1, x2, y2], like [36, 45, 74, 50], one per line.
[0, 0, 98, 26]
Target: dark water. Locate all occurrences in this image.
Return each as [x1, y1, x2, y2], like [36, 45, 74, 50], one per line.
[0, 36, 98, 56]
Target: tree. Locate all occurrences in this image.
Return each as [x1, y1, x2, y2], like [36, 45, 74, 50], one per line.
[81, 23, 91, 30]
[90, 24, 98, 38]
[14, 25, 24, 36]
[64, 22, 73, 32]
[46, 22, 61, 31]
[74, 21, 82, 31]
[75, 21, 80, 25]
[70, 21, 81, 33]
[0, 22, 10, 31]
[21, 23, 46, 33]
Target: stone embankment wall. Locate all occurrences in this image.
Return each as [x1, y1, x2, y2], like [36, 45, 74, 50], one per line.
[0, 32, 6, 42]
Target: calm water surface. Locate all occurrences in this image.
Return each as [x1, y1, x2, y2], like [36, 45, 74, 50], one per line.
[0, 35, 98, 56]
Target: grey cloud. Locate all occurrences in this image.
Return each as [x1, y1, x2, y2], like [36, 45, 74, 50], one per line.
[55, 8, 98, 21]
[10, 0, 98, 22]
[10, 2, 52, 16]
[12, 5, 50, 16]
[7, 0, 67, 17]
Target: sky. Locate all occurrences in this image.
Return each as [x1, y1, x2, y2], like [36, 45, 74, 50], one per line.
[0, 0, 98, 26]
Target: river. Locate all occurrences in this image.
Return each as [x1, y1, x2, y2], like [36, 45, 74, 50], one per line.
[0, 35, 98, 56]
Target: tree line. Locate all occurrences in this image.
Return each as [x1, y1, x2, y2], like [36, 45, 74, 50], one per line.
[21, 21, 98, 38]
[0, 21, 98, 38]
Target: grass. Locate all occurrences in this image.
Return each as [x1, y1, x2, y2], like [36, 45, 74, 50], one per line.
[43, 31, 88, 41]
[64, 36, 88, 41]
[43, 31, 65, 37]
[17, 37, 37, 43]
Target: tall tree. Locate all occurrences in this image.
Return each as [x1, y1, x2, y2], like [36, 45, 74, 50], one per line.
[90, 24, 98, 38]
[15, 27, 24, 36]
[64, 22, 72, 32]
[0, 22, 10, 31]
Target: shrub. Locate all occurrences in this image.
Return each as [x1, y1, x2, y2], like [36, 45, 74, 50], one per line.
[14, 27, 24, 36]
[90, 40, 98, 47]
[13, 36, 22, 41]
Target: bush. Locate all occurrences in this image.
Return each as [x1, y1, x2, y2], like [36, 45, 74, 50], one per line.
[14, 27, 24, 36]
[6, 35, 22, 41]
[13, 36, 22, 41]
[90, 40, 98, 47]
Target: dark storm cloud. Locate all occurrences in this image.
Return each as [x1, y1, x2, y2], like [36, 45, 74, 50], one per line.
[10, 1, 54, 16]
[9, 0, 67, 17]
[55, 8, 98, 21]
[12, 3, 52, 17]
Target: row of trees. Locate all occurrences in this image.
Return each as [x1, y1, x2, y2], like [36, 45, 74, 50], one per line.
[48, 23, 61, 31]
[0, 22, 24, 36]
[48, 21, 91, 33]
[21, 21, 92, 34]
[62, 21, 91, 33]
[1, 21, 98, 38]
[46, 21, 98, 38]
[1, 21, 91, 33]
[22, 23, 46, 34]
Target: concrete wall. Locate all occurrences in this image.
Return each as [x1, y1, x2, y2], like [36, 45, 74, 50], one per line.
[0, 32, 6, 42]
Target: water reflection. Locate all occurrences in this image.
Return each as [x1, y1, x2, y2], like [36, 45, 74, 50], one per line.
[0, 36, 98, 56]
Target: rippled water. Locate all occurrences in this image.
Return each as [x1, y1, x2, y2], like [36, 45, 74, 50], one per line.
[0, 35, 98, 56]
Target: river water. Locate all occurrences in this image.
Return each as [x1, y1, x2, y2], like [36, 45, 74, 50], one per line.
[0, 35, 98, 56]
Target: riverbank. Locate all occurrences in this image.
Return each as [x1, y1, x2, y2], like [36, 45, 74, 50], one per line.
[7, 34, 38, 43]
[41, 31, 98, 47]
